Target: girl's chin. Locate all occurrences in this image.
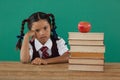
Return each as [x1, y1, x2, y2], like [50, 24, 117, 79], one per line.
[38, 38, 48, 44]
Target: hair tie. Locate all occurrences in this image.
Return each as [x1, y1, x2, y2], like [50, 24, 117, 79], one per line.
[46, 14, 51, 17]
[26, 19, 30, 22]
[16, 33, 24, 40]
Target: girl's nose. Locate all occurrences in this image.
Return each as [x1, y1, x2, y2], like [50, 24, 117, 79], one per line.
[39, 30, 45, 35]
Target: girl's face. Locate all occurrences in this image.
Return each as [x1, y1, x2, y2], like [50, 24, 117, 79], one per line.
[31, 20, 51, 44]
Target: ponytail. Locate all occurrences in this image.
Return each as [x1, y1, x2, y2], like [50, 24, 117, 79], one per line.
[47, 14, 58, 39]
[16, 19, 28, 50]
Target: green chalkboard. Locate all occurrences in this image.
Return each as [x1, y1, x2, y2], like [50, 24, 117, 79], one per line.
[0, 0, 120, 62]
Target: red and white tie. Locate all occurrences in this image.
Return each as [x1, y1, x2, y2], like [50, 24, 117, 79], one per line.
[40, 46, 49, 59]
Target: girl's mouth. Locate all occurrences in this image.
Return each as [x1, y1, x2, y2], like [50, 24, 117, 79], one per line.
[40, 36, 47, 39]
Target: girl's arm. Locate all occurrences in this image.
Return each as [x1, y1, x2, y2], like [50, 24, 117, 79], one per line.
[20, 31, 35, 63]
[20, 35, 30, 63]
[45, 52, 69, 64]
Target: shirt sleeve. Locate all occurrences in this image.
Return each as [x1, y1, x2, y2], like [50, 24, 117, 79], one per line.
[29, 43, 33, 60]
[56, 38, 69, 56]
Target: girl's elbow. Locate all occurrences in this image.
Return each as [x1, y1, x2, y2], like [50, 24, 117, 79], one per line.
[20, 58, 30, 64]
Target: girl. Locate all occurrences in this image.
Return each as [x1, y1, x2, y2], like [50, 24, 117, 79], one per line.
[16, 12, 69, 65]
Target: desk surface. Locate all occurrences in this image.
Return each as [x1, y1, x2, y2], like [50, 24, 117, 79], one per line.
[0, 62, 120, 80]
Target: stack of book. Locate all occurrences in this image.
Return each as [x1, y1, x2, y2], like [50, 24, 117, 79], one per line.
[68, 32, 105, 71]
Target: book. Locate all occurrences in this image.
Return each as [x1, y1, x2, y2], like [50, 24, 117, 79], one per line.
[69, 40, 104, 45]
[70, 52, 104, 59]
[68, 32, 105, 72]
[68, 32, 104, 40]
[70, 45, 105, 53]
[68, 64, 104, 71]
[69, 58, 104, 65]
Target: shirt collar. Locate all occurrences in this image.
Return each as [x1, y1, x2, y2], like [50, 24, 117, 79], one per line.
[34, 38, 52, 51]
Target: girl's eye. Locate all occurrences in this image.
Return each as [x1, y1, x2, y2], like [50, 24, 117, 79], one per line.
[35, 29, 40, 32]
[44, 26, 48, 30]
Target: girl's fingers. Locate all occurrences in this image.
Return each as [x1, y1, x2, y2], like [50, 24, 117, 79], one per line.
[31, 58, 41, 65]
[31, 58, 48, 65]
[42, 60, 48, 65]
[31, 35, 35, 42]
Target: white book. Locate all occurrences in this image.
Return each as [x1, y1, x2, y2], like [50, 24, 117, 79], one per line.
[69, 64, 104, 71]
[70, 45, 105, 53]
[69, 58, 104, 65]
[68, 32, 104, 40]
[69, 52, 104, 59]
[69, 40, 104, 45]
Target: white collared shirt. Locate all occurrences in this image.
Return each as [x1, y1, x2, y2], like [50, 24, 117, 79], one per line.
[29, 37, 69, 60]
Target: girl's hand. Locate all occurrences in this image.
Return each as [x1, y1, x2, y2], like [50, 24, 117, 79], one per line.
[26, 30, 36, 37]
[24, 30, 36, 41]
[31, 58, 48, 65]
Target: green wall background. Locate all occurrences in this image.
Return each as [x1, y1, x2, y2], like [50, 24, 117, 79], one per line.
[0, 0, 120, 62]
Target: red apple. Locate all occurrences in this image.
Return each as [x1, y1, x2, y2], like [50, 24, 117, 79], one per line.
[78, 21, 91, 33]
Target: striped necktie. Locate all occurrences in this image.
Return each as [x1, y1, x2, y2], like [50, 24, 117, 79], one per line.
[40, 46, 49, 59]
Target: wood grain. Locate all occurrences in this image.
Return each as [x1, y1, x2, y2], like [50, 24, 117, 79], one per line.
[0, 62, 120, 80]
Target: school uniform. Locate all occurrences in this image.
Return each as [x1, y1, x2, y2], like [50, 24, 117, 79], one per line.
[29, 36, 69, 61]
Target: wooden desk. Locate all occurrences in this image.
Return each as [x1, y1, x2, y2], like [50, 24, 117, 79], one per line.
[0, 62, 120, 80]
